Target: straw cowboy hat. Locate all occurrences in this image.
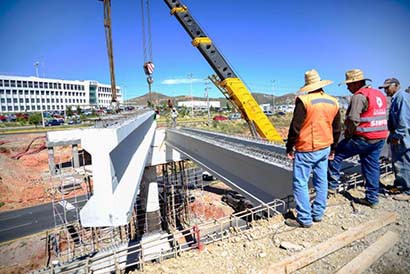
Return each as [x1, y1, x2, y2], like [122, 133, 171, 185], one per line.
[339, 69, 372, 86]
[298, 69, 333, 93]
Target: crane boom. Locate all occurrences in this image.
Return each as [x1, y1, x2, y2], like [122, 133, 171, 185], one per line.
[163, 0, 283, 143]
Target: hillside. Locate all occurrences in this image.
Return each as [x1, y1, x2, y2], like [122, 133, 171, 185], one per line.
[126, 92, 297, 106]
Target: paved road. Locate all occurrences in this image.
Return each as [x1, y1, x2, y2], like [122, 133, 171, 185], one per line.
[0, 196, 87, 243]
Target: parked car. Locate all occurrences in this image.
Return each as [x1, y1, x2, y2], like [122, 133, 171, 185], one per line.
[263, 110, 273, 116]
[213, 115, 228, 121]
[228, 113, 241, 120]
[68, 119, 81, 125]
[47, 119, 63, 126]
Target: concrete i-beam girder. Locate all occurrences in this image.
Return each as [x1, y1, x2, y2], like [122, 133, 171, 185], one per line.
[165, 128, 295, 210]
[46, 111, 186, 227]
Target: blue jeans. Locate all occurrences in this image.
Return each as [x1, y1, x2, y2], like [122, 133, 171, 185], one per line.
[391, 143, 410, 195]
[293, 147, 330, 225]
[328, 138, 385, 204]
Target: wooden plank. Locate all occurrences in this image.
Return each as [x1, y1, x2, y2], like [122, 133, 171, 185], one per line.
[266, 211, 398, 274]
[335, 231, 399, 274]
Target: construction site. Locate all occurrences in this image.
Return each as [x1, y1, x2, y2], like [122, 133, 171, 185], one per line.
[1, 0, 409, 273]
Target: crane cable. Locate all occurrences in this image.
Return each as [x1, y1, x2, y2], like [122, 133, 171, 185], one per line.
[102, 0, 118, 109]
[140, 0, 155, 106]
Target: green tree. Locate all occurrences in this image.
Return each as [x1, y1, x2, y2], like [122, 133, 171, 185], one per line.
[76, 106, 82, 115]
[226, 102, 231, 111]
[66, 106, 73, 117]
[29, 112, 42, 127]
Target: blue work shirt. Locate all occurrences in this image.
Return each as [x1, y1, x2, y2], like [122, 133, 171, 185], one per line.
[388, 90, 410, 149]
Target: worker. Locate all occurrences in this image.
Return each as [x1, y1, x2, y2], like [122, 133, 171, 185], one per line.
[328, 69, 388, 208]
[379, 78, 410, 201]
[285, 69, 341, 228]
[170, 108, 178, 127]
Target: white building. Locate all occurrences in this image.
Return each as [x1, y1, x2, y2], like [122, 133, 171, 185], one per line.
[178, 100, 221, 110]
[0, 75, 122, 113]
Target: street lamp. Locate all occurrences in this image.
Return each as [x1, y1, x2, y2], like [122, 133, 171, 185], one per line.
[188, 73, 194, 117]
[33, 62, 39, 78]
[271, 80, 276, 113]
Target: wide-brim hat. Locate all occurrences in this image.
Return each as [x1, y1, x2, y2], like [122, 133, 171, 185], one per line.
[298, 69, 333, 93]
[339, 69, 372, 86]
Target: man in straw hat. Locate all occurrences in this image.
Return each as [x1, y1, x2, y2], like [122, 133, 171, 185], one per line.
[379, 78, 410, 201]
[328, 69, 388, 208]
[285, 69, 341, 228]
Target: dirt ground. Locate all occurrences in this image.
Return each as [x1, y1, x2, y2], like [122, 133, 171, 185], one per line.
[0, 133, 83, 211]
[136, 175, 409, 274]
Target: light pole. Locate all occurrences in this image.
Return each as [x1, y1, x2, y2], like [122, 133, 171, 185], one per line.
[271, 80, 276, 113]
[33, 62, 39, 77]
[188, 73, 194, 117]
[34, 61, 45, 126]
[204, 78, 211, 125]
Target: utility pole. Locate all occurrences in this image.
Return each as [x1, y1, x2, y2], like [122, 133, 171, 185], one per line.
[204, 78, 211, 125]
[188, 73, 194, 117]
[271, 80, 276, 113]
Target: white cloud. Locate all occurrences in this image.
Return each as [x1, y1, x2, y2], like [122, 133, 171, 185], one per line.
[161, 78, 205, 85]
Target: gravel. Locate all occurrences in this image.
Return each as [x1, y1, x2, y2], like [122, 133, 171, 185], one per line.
[135, 176, 410, 274]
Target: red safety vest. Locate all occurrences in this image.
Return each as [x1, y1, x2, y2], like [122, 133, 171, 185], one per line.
[296, 92, 339, 152]
[354, 88, 388, 139]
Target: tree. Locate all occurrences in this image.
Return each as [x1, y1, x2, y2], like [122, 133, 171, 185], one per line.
[226, 102, 231, 111]
[66, 106, 73, 117]
[29, 112, 42, 127]
[76, 105, 82, 115]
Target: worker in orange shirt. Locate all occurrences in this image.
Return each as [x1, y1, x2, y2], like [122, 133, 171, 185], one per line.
[285, 69, 341, 228]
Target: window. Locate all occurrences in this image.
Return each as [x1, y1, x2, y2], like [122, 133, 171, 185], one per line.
[42, 105, 46, 110]
[58, 83, 61, 89]
[19, 90, 23, 95]
[41, 98, 45, 103]
[10, 80, 16, 87]
[26, 106, 30, 110]
[54, 83, 57, 89]
[25, 98, 29, 103]
[34, 82, 38, 88]
[47, 98, 50, 103]
[23, 81, 27, 88]
[12, 90, 17, 95]
[7, 98, 11, 103]
[7, 106, 12, 111]
[37, 105, 41, 110]
[13, 98, 17, 103]
[51, 98, 54, 103]
[36, 98, 40, 103]
[31, 98, 35, 103]
[30, 90, 34, 95]
[14, 106, 19, 111]
[44, 82, 48, 89]
[0, 98, 4, 103]
[46, 91, 49, 95]
[31, 105, 35, 110]
[24, 90, 28, 95]
[28, 81, 33, 88]
[47, 105, 50, 110]
[17, 81, 22, 87]
[41, 91, 44, 95]
[4, 80, 9, 87]
[19, 98, 23, 103]
[56, 98, 59, 103]
[51, 91, 54, 96]
[1, 106, 5, 111]
[39, 82, 43, 88]
[0, 80, 2, 87]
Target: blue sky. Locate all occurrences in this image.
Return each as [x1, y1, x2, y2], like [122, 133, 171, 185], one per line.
[0, 0, 409, 99]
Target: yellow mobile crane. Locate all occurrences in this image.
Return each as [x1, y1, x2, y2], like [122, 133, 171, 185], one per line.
[163, 0, 283, 143]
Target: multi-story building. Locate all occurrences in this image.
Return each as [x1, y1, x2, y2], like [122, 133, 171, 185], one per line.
[0, 75, 122, 113]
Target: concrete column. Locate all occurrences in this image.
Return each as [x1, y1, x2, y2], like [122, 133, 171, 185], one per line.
[72, 144, 80, 168]
[48, 147, 56, 175]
